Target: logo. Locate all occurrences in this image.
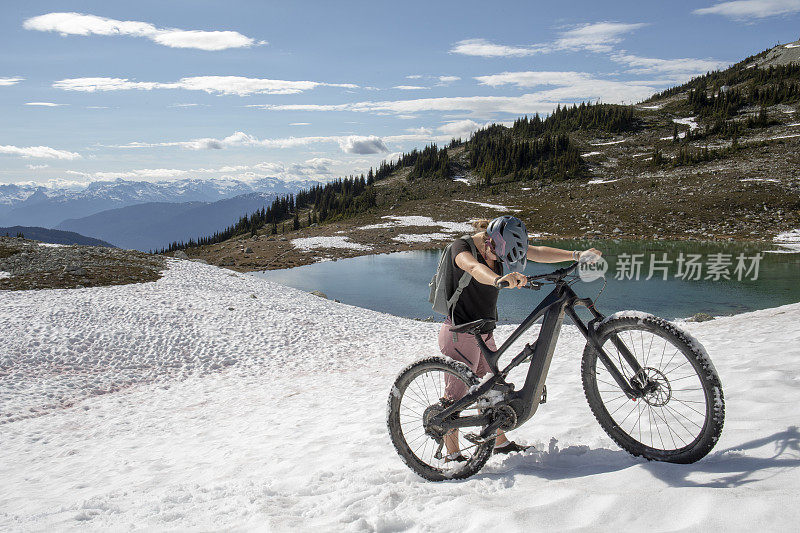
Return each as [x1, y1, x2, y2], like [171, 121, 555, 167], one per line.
[578, 254, 608, 282]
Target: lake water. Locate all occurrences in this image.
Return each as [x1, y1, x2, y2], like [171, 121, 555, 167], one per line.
[252, 239, 800, 323]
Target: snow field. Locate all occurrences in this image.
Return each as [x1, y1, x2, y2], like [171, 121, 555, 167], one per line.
[392, 233, 451, 244]
[454, 200, 520, 212]
[586, 178, 620, 185]
[291, 236, 372, 252]
[590, 140, 625, 146]
[357, 216, 473, 234]
[774, 228, 800, 252]
[1, 260, 800, 531]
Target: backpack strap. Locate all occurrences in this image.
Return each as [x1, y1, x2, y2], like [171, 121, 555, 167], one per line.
[447, 236, 478, 321]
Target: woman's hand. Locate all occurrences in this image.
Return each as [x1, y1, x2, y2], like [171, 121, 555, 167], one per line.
[578, 248, 602, 263]
[496, 271, 528, 289]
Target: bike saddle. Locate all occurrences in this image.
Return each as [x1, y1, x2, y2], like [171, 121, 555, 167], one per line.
[449, 319, 496, 335]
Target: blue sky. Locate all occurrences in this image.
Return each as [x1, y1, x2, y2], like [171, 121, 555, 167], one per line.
[2, 0, 800, 187]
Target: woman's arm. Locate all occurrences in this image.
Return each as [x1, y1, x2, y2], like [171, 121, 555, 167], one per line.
[454, 251, 528, 288]
[527, 245, 602, 263]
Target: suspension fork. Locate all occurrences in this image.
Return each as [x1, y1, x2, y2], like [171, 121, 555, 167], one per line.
[566, 302, 643, 398]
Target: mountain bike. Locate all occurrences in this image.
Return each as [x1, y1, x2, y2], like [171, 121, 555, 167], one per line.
[386, 261, 725, 481]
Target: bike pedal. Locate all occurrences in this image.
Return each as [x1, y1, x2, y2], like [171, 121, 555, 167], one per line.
[464, 433, 485, 445]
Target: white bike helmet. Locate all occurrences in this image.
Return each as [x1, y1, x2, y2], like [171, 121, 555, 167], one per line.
[486, 215, 528, 273]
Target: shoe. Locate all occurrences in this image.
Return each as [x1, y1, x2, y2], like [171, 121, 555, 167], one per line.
[493, 441, 532, 455]
[444, 452, 468, 463]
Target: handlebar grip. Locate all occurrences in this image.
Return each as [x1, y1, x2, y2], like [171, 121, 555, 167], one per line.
[497, 280, 510, 289]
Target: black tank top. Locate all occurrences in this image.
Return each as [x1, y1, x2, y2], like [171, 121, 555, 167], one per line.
[449, 237, 501, 328]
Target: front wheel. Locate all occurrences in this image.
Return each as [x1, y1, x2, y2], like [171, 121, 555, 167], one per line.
[387, 356, 495, 481]
[582, 314, 724, 463]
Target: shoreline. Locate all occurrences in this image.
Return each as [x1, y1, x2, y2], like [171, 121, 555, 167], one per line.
[197, 230, 793, 273]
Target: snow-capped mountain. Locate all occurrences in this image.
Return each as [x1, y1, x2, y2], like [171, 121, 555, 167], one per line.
[0, 177, 317, 228]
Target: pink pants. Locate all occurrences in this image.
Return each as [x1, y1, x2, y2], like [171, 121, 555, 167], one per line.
[438, 319, 497, 401]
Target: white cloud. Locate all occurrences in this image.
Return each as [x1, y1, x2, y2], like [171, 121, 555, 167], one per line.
[610, 52, 730, 77]
[25, 102, 67, 107]
[289, 122, 311, 126]
[450, 22, 646, 57]
[394, 85, 429, 90]
[111, 131, 395, 154]
[554, 22, 648, 53]
[382, 152, 404, 164]
[0, 77, 24, 86]
[405, 127, 433, 135]
[53, 76, 358, 96]
[0, 144, 81, 160]
[437, 76, 461, 85]
[64, 158, 340, 183]
[437, 119, 484, 139]
[383, 132, 444, 143]
[405, 75, 423, 79]
[253, 80, 659, 117]
[475, 71, 592, 87]
[450, 38, 545, 57]
[694, 0, 800, 19]
[26, 164, 49, 169]
[338, 136, 389, 154]
[54, 78, 164, 92]
[23, 12, 260, 51]
[151, 30, 257, 50]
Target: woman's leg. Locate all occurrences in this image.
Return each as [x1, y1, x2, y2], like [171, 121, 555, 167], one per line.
[438, 321, 485, 457]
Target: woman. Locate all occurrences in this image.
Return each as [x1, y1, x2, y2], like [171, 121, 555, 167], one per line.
[440, 215, 602, 460]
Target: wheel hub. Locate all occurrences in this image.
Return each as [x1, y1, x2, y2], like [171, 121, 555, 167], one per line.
[638, 367, 672, 407]
[422, 399, 451, 439]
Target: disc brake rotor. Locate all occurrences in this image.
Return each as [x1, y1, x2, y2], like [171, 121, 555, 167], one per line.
[639, 367, 672, 407]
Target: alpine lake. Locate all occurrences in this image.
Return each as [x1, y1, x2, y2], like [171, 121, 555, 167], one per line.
[251, 239, 800, 324]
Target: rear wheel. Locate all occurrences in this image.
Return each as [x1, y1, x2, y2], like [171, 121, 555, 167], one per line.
[582, 314, 724, 463]
[387, 356, 495, 481]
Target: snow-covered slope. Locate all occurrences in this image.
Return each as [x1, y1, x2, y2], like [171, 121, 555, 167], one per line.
[1, 261, 799, 531]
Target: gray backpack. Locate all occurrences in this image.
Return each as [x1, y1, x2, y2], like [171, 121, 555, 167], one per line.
[428, 235, 479, 323]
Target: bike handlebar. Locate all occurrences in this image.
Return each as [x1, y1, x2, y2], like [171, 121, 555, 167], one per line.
[496, 262, 580, 290]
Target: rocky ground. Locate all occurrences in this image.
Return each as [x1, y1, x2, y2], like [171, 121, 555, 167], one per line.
[0, 237, 166, 291]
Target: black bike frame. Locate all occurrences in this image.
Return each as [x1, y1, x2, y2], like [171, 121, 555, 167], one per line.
[430, 276, 646, 436]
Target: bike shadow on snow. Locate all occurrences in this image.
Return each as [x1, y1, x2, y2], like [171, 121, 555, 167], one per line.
[474, 426, 800, 488]
[478, 438, 638, 481]
[642, 425, 800, 488]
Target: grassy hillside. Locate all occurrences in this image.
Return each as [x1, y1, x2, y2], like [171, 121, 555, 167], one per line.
[177, 42, 800, 271]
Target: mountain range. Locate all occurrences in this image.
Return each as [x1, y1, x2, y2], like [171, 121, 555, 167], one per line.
[0, 177, 316, 251]
[56, 193, 279, 251]
[0, 177, 315, 229]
